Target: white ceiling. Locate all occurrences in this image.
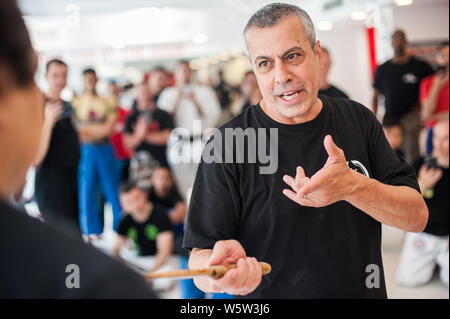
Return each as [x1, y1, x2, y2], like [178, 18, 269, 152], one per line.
[19, 0, 448, 58]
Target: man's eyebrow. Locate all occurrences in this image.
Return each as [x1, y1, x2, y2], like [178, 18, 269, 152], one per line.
[254, 46, 306, 64]
[281, 46, 306, 57]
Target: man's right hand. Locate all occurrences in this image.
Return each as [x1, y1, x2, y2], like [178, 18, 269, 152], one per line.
[206, 240, 262, 296]
[44, 100, 63, 127]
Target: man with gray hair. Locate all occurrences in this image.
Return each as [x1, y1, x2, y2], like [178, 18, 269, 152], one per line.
[183, 3, 428, 298]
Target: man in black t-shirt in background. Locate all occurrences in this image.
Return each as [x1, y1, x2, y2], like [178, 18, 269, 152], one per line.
[124, 82, 174, 167]
[183, 3, 428, 298]
[396, 120, 449, 288]
[318, 47, 349, 99]
[114, 181, 173, 274]
[33, 59, 81, 235]
[372, 30, 434, 163]
[0, 0, 155, 298]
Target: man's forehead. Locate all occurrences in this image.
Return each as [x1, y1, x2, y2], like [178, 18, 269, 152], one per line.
[245, 16, 310, 59]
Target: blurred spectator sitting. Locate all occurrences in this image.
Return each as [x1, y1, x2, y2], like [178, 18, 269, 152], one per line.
[230, 71, 263, 116]
[372, 30, 434, 163]
[33, 59, 81, 235]
[158, 60, 220, 200]
[382, 118, 405, 159]
[318, 47, 349, 99]
[73, 68, 121, 238]
[396, 119, 449, 288]
[113, 181, 173, 274]
[420, 41, 449, 155]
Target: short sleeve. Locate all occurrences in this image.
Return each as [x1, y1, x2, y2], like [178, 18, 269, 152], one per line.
[372, 65, 384, 92]
[183, 140, 242, 251]
[155, 206, 174, 233]
[365, 108, 420, 192]
[156, 88, 174, 113]
[117, 215, 131, 236]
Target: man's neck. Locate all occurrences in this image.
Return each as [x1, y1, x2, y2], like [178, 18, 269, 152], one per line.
[392, 54, 410, 64]
[138, 100, 156, 111]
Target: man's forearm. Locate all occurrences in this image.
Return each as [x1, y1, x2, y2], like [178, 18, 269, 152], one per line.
[345, 170, 428, 233]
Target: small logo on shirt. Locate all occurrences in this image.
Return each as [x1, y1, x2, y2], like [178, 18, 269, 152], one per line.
[403, 73, 418, 84]
[347, 160, 370, 177]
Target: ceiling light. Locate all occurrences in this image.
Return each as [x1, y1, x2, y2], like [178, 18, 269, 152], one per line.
[317, 21, 333, 31]
[351, 11, 367, 20]
[394, 0, 413, 6]
[192, 33, 208, 44]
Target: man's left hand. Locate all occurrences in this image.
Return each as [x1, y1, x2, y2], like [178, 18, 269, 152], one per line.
[282, 135, 358, 207]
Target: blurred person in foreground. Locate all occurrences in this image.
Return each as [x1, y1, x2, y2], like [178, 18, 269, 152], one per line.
[0, 0, 155, 298]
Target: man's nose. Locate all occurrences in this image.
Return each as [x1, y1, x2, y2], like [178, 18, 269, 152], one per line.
[274, 62, 291, 86]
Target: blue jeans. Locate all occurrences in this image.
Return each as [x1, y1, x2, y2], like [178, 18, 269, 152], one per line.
[78, 143, 122, 235]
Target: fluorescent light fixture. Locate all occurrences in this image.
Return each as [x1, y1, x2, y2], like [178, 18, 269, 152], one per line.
[317, 21, 333, 31]
[394, 0, 413, 6]
[351, 11, 367, 20]
[192, 33, 208, 44]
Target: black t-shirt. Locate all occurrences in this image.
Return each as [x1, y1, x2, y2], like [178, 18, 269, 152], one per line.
[183, 95, 420, 298]
[319, 84, 349, 99]
[373, 57, 433, 120]
[413, 158, 449, 236]
[0, 199, 156, 298]
[124, 108, 174, 166]
[117, 204, 173, 256]
[148, 187, 186, 255]
[148, 187, 183, 210]
[40, 101, 80, 172]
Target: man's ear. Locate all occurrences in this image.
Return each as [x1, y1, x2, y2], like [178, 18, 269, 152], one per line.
[315, 40, 324, 71]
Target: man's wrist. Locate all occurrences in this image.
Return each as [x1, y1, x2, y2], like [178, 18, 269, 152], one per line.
[343, 169, 373, 204]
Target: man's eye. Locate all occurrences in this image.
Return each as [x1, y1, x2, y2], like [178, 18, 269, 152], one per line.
[259, 61, 269, 68]
[287, 53, 299, 60]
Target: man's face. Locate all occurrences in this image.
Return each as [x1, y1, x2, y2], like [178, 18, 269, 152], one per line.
[392, 31, 407, 56]
[432, 121, 449, 160]
[0, 50, 43, 194]
[245, 16, 323, 122]
[152, 168, 173, 196]
[45, 63, 67, 94]
[149, 70, 168, 94]
[175, 63, 191, 86]
[83, 72, 97, 92]
[135, 83, 152, 107]
[120, 188, 148, 215]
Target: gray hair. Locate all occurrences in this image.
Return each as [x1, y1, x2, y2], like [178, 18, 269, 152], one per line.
[243, 3, 316, 52]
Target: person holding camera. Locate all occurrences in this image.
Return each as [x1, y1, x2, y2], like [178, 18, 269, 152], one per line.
[124, 82, 174, 168]
[396, 119, 449, 288]
[34, 59, 81, 235]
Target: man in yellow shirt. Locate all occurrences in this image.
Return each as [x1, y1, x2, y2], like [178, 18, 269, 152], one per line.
[73, 68, 121, 238]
